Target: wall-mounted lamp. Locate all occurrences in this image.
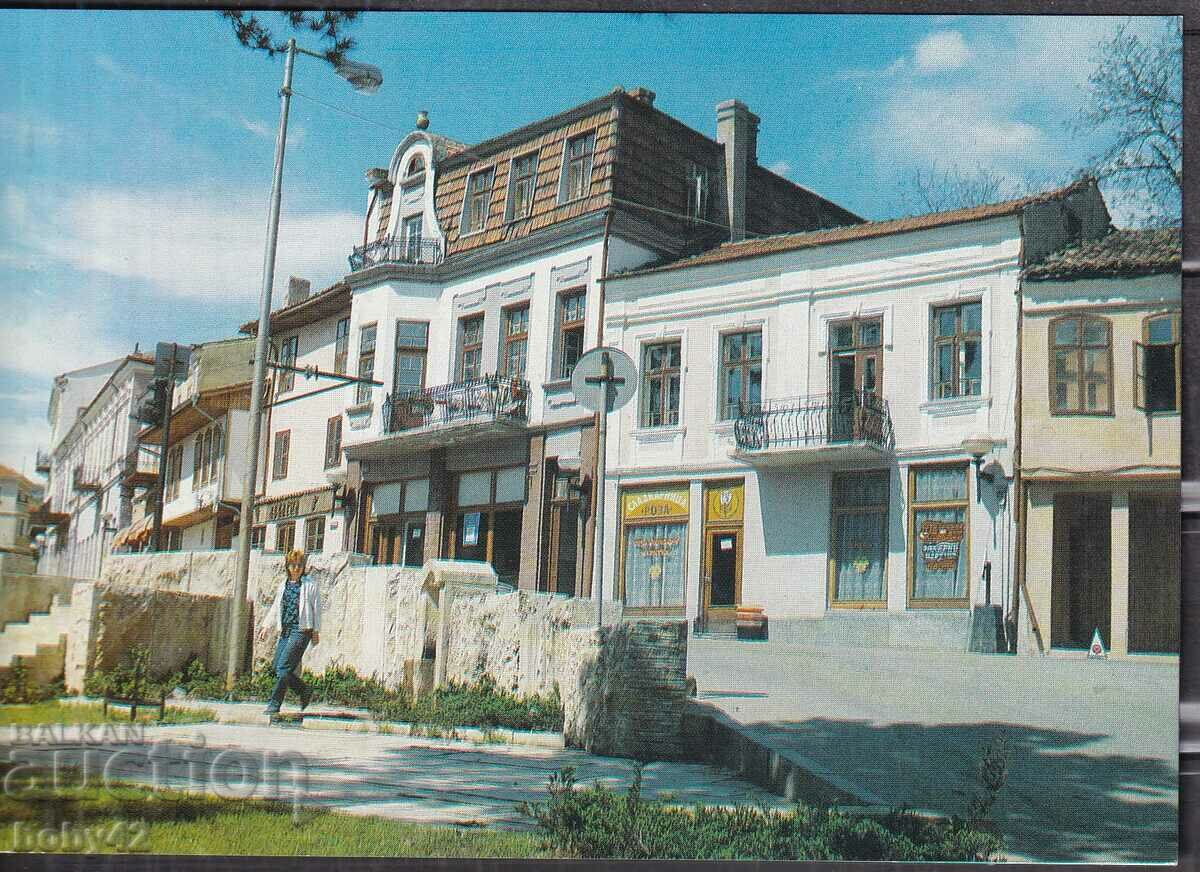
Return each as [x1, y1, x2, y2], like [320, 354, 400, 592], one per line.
[961, 433, 997, 501]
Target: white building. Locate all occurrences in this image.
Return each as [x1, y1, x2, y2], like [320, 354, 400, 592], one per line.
[335, 88, 860, 590]
[241, 278, 353, 555]
[0, 465, 45, 574]
[35, 354, 157, 579]
[598, 179, 1111, 649]
[140, 338, 255, 552]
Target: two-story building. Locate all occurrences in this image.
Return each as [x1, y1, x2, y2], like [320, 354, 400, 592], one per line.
[335, 87, 861, 590]
[137, 337, 254, 551]
[598, 179, 1111, 650]
[34, 353, 157, 578]
[1017, 227, 1181, 658]
[241, 278, 354, 555]
[0, 465, 45, 574]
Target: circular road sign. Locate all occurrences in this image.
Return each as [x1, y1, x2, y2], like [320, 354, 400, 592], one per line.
[570, 346, 637, 413]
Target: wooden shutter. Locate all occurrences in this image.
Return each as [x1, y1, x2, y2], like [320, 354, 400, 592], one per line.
[1133, 341, 1147, 411]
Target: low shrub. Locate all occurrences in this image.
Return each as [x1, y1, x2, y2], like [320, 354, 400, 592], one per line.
[85, 653, 564, 733]
[0, 660, 65, 704]
[520, 766, 1003, 861]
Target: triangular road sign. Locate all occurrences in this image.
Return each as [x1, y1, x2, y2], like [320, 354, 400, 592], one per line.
[1087, 628, 1107, 659]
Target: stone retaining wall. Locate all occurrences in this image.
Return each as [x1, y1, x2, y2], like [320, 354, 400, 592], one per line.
[89, 552, 689, 760]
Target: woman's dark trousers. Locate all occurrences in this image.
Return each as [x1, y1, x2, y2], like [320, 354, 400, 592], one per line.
[267, 629, 310, 711]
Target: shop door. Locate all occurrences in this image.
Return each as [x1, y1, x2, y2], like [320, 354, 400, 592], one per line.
[402, 519, 426, 567]
[703, 529, 740, 621]
[1051, 493, 1112, 649]
[1129, 494, 1180, 653]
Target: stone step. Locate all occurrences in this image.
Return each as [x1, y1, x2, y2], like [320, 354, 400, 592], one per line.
[0, 596, 72, 667]
[0, 640, 66, 685]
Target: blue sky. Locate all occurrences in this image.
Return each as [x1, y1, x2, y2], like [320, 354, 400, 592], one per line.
[0, 11, 1178, 473]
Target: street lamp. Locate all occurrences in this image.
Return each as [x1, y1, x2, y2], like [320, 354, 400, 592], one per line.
[227, 39, 382, 689]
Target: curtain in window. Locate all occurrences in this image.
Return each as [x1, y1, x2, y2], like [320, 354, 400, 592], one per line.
[914, 467, 966, 502]
[623, 523, 686, 608]
[912, 506, 967, 599]
[833, 511, 886, 601]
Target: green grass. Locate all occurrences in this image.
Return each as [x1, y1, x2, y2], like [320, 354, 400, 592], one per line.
[0, 700, 214, 726]
[0, 766, 544, 856]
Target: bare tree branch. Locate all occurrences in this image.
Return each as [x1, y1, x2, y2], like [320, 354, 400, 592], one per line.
[895, 162, 1028, 216]
[1073, 18, 1181, 226]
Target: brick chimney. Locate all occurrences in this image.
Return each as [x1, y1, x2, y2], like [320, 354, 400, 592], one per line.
[716, 100, 759, 243]
[286, 276, 311, 307]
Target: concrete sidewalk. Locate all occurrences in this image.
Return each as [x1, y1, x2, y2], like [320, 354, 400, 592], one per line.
[688, 640, 1179, 863]
[5, 721, 793, 830]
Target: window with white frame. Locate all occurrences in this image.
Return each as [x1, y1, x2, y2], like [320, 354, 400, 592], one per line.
[561, 132, 595, 202]
[462, 168, 494, 234]
[931, 302, 982, 399]
[506, 152, 538, 221]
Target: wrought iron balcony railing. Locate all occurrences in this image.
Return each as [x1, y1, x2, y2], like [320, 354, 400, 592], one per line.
[348, 236, 443, 272]
[382, 375, 530, 435]
[733, 391, 895, 453]
[35, 449, 51, 474]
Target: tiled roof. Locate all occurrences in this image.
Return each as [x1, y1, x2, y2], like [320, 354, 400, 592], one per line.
[609, 178, 1099, 280]
[1023, 227, 1181, 280]
[0, 464, 40, 488]
[240, 281, 351, 335]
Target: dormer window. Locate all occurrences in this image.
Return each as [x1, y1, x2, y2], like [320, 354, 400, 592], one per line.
[506, 152, 538, 221]
[560, 132, 595, 203]
[405, 155, 425, 179]
[687, 163, 710, 223]
[462, 168, 494, 235]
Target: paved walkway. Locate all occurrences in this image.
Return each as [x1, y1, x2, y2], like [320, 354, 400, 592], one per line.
[5, 721, 791, 830]
[688, 640, 1179, 863]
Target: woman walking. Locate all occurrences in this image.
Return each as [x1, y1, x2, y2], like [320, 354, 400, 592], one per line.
[259, 548, 321, 716]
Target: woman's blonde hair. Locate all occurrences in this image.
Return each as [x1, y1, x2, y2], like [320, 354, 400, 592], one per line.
[285, 549, 307, 569]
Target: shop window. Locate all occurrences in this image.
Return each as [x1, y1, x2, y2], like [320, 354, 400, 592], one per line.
[720, 330, 762, 420]
[620, 487, 689, 611]
[641, 341, 682, 427]
[1050, 315, 1112, 414]
[908, 465, 970, 606]
[931, 302, 982, 399]
[450, 466, 525, 587]
[368, 478, 429, 567]
[1135, 313, 1181, 413]
[830, 471, 889, 606]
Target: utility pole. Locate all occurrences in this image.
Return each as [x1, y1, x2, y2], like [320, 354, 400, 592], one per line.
[151, 345, 178, 552]
[585, 352, 623, 627]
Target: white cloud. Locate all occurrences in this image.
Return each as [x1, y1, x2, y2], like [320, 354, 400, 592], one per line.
[914, 30, 971, 73]
[8, 184, 360, 305]
[0, 306, 126, 380]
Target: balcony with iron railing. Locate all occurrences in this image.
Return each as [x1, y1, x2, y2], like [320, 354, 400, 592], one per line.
[35, 449, 51, 474]
[348, 236, 443, 272]
[377, 375, 530, 450]
[731, 390, 895, 466]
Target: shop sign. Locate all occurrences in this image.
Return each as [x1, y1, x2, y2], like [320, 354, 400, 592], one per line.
[919, 520, 964, 571]
[705, 483, 744, 523]
[254, 489, 335, 526]
[623, 488, 689, 521]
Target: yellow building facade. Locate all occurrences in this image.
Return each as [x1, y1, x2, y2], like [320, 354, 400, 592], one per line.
[1018, 229, 1181, 657]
